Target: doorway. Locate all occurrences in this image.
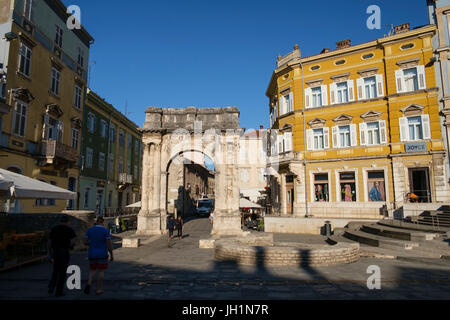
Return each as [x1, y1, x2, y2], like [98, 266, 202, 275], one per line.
[286, 175, 294, 215]
[408, 168, 431, 203]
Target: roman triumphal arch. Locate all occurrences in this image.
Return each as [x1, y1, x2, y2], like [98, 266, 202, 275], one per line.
[137, 107, 244, 236]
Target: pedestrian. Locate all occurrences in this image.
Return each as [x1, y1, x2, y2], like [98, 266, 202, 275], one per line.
[176, 216, 183, 240]
[209, 211, 214, 225]
[48, 215, 76, 297]
[83, 216, 114, 296]
[167, 215, 176, 239]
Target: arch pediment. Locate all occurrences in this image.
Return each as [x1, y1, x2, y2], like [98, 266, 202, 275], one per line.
[11, 88, 34, 103]
[333, 114, 353, 124]
[401, 104, 424, 116]
[46, 104, 64, 118]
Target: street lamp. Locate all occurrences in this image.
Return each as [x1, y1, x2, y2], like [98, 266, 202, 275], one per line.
[296, 45, 310, 218]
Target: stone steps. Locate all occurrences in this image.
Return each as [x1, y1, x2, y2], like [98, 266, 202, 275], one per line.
[343, 230, 419, 250]
[361, 223, 439, 241]
[378, 219, 449, 233]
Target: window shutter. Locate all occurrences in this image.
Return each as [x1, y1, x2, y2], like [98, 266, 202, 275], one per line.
[321, 85, 328, 106]
[356, 78, 365, 100]
[417, 65, 427, 90]
[359, 122, 367, 146]
[399, 117, 408, 142]
[323, 127, 330, 149]
[395, 69, 405, 93]
[350, 124, 358, 147]
[347, 80, 355, 102]
[421, 114, 431, 140]
[289, 93, 294, 112]
[329, 83, 336, 105]
[376, 74, 384, 97]
[332, 126, 338, 148]
[285, 132, 293, 151]
[306, 129, 313, 151]
[304, 88, 312, 108]
[379, 120, 387, 144]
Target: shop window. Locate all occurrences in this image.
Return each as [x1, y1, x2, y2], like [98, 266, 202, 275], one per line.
[314, 173, 329, 202]
[367, 171, 386, 202]
[340, 172, 356, 202]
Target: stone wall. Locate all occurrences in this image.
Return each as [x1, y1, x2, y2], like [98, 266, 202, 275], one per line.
[214, 236, 360, 266]
[264, 216, 380, 235]
[0, 211, 95, 251]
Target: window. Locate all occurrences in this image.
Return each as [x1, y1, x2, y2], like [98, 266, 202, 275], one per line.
[339, 125, 351, 148]
[367, 171, 386, 202]
[313, 129, 324, 150]
[395, 66, 426, 93]
[86, 147, 93, 168]
[408, 116, 423, 141]
[50, 67, 60, 95]
[307, 127, 329, 150]
[87, 114, 95, 132]
[71, 128, 79, 149]
[135, 140, 139, 154]
[24, 0, 34, 21]
[55, 25, 63, 48]
[18, 43, 32, 77]
[366, 122, 380, 145]
[336, 82, 348, 104]
[45, 116, 63, 142]
[127, 160, 131, 175]
[108, 154, 114, 173]
[127, 134, 132, 149]
[119, 130, 125, 147]
[48, 182, 57, 206]
[118, 157, 124, 173]
[399, 115, 431, 142]
[277, 132, 293, 153]
[110, 125, 116, 142]
[100, 120, 107, 138]
[77, 47, 84, 67]
[108, 191, 113, 207]
[335, 59, 346, 65]
[362, 53, 374, 60]
[13, 101, 27, 137]
[364, 77, 376, 99]
[310, 65, 320, 71]
[240, 169, 249, 183]
[99, 152, 105, 171]
[340, 172, 356, 202]
[314, 173, 329, 202]
[74, 85, 82, 109]
[84, 188, 90, 208]
[311, 87, 322, 108]
[280, 92, 293, 115]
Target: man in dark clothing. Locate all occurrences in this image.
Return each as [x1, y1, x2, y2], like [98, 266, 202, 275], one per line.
[167, 215, 176, 238]
[176, 216, 183, 240]
[48, 215, 76, 297]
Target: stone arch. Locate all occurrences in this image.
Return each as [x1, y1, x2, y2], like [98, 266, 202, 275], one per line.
[137, 107, 243, 236]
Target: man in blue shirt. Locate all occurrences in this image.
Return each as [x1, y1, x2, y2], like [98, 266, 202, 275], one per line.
[83, 217, 113, 295]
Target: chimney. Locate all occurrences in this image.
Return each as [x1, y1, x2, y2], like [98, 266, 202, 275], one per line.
[336, 39, 351, 50]
[321, 48, 330, 54]
[260, 125, 264, 130]
[394, 23, 410, 34]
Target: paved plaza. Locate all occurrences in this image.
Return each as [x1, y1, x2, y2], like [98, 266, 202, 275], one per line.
[1, 217, 450, 300]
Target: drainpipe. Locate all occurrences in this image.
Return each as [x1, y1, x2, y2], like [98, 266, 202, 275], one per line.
[299, 50, 309, 217]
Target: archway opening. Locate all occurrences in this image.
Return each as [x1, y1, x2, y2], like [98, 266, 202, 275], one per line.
[165, 150, 215, 219]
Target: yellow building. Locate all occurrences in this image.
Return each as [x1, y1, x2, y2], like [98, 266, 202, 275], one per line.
[0, 0, 94, 213]
[266, 23, 447, 221]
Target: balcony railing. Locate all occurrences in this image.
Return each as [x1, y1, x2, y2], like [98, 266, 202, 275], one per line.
[39, 140, 78, 163]
[119, 173, 133, 184]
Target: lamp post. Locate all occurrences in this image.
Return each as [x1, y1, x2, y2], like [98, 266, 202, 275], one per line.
[297, 46, 310, 218]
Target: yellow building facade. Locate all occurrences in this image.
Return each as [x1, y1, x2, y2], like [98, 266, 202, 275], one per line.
[266, 24, 448, 219]
[0, 0, 93, 213]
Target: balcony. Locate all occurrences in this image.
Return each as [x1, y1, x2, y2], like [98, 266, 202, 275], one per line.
[39, 140, 78, 164]
[268, 151, 303, 166]
[119, 173, 133, 185]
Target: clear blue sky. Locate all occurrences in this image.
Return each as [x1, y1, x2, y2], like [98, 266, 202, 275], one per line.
[64, 0, 430, 131]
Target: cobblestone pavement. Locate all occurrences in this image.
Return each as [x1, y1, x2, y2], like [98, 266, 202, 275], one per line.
[1, 217, 450, 300]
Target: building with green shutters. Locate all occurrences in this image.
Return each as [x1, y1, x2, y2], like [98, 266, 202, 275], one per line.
[78, 89, 142, 214]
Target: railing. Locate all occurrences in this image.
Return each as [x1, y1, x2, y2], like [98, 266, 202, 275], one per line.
[39, 140, 78, 162]
[118, 173, 133, 184]
[101, 207, 140, 218]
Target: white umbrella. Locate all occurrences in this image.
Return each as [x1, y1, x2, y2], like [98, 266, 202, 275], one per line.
[0, 168, 76, 200]
[126, 201, 141, 208]
[239, 198, 262, 208]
